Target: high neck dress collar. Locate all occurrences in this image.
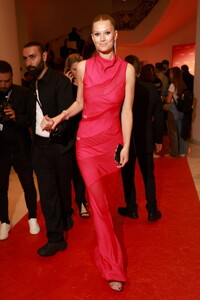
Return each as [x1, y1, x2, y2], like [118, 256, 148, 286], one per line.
[95, 54, 117, 72]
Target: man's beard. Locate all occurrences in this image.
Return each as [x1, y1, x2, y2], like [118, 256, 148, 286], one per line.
[27, 60, 44, 78]
[0, 86, 12, 97]
[0, 89, 8, 94]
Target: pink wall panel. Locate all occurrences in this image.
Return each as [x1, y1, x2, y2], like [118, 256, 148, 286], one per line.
[172, 43, 195, 74]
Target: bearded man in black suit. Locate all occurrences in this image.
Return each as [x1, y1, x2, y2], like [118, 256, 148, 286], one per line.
[23, 42, 76, 256]
[118, 56, 163, 221]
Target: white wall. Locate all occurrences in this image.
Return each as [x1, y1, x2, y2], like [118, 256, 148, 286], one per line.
[13, 0, 198, 91]
[117, 18, 196, 65]
[15, 0, 114, 72]
[192, 0, 200, 144]
[15, 0, 114, 45]
[0, 0, 21, 84]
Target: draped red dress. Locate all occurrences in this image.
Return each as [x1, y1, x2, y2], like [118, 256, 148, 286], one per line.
[76, 54, 128, 282]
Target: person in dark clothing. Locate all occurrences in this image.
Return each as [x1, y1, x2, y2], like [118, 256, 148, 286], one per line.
[21, 71, 33, 88]
[82, 35, 97, 60]
[23, 42, 75, 256]
[118, 56, 163, 221]
[68, 27, 85, 54]
[68, 27, 80, 42]
[64, 53, 89, 217]
[45, 43, 55, 69]
[0, 60, 40, 240]
[162, 59, 170, 80]
[181, 64, 194, 91]
[60, 38, 74, 60]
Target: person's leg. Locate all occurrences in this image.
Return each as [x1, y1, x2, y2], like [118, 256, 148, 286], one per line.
[32, 141, 64, 243]
[121, 151, 138, 213]
[167, 111, 179, 157]
[13, 154, 37, 219]
[177, 116, 187, 155]
[0, 154, 12, 224]
[54, 146, 74, 230]
[88, 171, 126, 283]
[72, 152, 88, 215]
[0, 154, 12, 240]
[137, 154, 157, 211]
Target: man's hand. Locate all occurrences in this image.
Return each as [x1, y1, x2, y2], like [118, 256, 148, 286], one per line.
[4, 106, 15, 121]
[41, 115, 54, 131]
[41, 111, 68, 131]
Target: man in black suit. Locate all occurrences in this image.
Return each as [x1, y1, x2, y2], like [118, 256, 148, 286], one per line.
[162, 59, 170, 80]
[118, 56, 163, 221]
[181, 64, 194, 92]
[0, 60, 40, 240]
[23, 42, 75, 256]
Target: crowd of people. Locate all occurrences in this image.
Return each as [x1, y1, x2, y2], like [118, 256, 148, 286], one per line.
[134, 59, 194, 158]
[0, 13, 194, 292]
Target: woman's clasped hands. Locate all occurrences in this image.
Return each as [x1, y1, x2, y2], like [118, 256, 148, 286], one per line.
[41, 111, 67, 132]
[41, 116, 54, 132]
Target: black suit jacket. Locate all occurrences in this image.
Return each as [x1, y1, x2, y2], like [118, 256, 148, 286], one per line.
[0, 84, 32, 156]
[29, 67, 76, 154]
[132, 78, 164, 154]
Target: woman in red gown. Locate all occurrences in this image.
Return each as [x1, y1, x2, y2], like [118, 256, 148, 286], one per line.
[42, 14, 135, 291]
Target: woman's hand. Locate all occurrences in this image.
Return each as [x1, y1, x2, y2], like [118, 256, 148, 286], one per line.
[51, 112, 67, 130]
[41, 111, 68, 131]
[65, 71, 75, 83]
[41, 116, 54, 131]
[116, 146, 129, 168]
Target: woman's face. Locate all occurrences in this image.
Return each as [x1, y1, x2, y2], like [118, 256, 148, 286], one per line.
[70, 62, 78, 78]
[91, 20, 117, 54]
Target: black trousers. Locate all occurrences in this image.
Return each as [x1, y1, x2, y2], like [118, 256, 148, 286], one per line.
[32, 136, 73, 243]
[72, 149, 87, 212]
[121, 151, 157, 213]
[0, 152, 37, 223]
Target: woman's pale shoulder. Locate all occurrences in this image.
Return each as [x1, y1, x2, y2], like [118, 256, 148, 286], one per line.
[77, 60, 86, 69]
[77, 60, 86, 75]
[126, 62, 135, 76]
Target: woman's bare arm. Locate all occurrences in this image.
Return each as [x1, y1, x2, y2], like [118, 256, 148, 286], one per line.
[41, 60, 86, 131]
[118, 63, 135, 167]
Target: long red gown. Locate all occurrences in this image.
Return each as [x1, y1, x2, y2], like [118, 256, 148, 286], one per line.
[76, 54, 128, 282]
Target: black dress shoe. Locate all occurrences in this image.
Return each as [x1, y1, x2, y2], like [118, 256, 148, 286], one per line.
[37, 240, 67, 257]
[63, 216, 74, 231]
[118, 207, 138, 219]
[148, 210, 162, 221]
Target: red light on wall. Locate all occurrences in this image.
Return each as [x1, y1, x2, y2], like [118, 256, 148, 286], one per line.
[172, 43, 195, 75]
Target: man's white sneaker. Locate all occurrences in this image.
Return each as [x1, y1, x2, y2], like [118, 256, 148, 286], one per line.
[28, 218, 40, 234]
[0, 223, 11, 240]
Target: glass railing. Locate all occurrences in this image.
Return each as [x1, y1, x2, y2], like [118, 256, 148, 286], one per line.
[114, 0, 159, 30]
